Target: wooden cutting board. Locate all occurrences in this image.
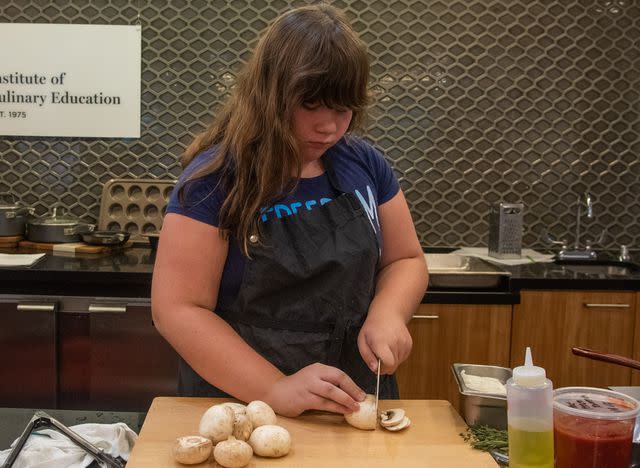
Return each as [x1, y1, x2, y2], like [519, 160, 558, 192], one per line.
[126, 397, 496, 468]
[18, 240, 133, 254]
[0, 235, 23, 247]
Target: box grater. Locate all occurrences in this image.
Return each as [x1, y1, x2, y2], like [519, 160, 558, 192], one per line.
[488, 202, 523, 259]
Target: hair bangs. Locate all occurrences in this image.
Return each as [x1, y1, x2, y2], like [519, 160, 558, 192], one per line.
[299, 39, 369, 112]
[300, 73, 365, 112]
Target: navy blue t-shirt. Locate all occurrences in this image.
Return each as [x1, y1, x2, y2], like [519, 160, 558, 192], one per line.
[166, 135, 399, 305]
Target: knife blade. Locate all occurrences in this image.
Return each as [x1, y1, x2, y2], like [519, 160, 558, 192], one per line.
[374, 358, 381, 416]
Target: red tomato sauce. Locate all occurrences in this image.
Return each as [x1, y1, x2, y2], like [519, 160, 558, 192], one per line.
[554, 414, 634, 468]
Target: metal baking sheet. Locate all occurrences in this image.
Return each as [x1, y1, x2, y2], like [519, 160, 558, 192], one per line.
[98, 178, 176, 242]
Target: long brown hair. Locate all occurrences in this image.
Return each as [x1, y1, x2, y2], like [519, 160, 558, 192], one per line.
[180, 4, 370, 254]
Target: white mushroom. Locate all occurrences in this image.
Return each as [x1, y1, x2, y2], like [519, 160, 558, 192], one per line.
[248, 424, 291, 457]
[171, 435, 212, 465]
[213, 436, 253, 468]
[232, 412, 253, 441]
[380, 408, 406, 427]
[199, 404, 235, 444]
[246, 400, 277, 428]
[383, 415, 411, 431]
[344, 394, 377, 430]
[221, 402, 247, 415]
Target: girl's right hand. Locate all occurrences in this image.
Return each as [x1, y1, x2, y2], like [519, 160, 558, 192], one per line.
[261, 363, 366, 417]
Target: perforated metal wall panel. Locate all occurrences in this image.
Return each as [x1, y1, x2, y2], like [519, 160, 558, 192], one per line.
[1, 0, 639, 250]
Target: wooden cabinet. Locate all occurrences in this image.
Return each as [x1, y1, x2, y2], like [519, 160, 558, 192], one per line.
[511, 290, 636, 388]
[396, 303, 512, 414]
[1, 294, 178, 411]
[0, 298, 57, 408]
[86, 302, 178, 411]
[58, 298, 179, 412]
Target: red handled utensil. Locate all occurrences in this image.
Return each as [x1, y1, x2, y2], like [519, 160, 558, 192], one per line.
[572, 347, 640, 371]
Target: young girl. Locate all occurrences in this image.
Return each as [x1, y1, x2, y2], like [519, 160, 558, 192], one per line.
[151, 4, 428, 417]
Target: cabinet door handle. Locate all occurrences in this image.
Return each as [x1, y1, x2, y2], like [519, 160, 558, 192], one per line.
[88, 303, 127, 313]
[583, 303, 631, 309]
[17, 302, 57, 312]
[412, 315, 439, 319]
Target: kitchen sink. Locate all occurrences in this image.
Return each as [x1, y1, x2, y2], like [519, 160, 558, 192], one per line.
[424, 253, 510, 289]
[554, 258, 639, 276]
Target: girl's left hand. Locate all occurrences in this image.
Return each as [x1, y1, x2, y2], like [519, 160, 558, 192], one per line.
[357, 310, 412, 374]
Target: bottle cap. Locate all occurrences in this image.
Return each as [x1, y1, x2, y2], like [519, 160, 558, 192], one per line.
[512, 347, 546, 387]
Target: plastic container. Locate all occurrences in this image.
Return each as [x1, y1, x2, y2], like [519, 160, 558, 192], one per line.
[553, 387, 640, 468]
[506, 347, 554, 468]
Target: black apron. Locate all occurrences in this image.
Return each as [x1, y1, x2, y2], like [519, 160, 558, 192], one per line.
[178, 157, 399, 399]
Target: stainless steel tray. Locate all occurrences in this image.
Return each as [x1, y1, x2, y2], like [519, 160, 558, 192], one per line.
[452, 363, 511, 429]
[425, 253, 510, 289]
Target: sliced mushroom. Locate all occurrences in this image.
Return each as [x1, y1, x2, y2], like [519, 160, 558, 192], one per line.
[383, 415, 411, 431]
[172, 435, 213, 465]
[379, 408, 406, 427]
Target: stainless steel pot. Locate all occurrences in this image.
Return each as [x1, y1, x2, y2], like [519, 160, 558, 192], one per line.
[0, 194, 34, 237]
[25, 206, 95, 243]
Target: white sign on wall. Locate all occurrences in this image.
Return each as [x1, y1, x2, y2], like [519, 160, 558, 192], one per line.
[0, 23, 141, 138]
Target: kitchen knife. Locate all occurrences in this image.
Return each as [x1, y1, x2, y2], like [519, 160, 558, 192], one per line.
[374, 358, 381, 416]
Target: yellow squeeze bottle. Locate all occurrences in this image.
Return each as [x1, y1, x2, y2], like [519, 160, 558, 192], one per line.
[506, 347, 554, 468]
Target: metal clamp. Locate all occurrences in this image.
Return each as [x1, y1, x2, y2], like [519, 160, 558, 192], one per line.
[3, 411, 124, 468]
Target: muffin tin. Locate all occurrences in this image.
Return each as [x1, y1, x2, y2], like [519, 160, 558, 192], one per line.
[98, 178, 176, 242]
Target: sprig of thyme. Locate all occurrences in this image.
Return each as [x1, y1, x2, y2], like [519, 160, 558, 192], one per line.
[460, 425, 509, 454]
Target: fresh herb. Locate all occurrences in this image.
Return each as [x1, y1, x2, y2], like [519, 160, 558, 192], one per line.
[460, 425, 509, 454]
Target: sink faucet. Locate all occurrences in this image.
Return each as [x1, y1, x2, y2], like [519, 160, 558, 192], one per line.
[574, 192, 593, 250]
[556, 191, 599, 261]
